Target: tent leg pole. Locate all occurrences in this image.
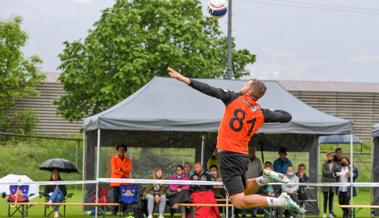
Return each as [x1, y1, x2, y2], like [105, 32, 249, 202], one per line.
[317, 136, 321, 212]
[371, 136, 375, 208]
[75, 141, 79, 191]
[82, 132, 86, 215]
[350, 133, 353, 205]
[95, 129, 101, 218]
[201, 135, 205, 165]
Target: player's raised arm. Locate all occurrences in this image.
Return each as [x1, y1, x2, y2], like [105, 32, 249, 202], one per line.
[167, 67, 236, 104]
[167, 67, 191, 84]
[261, 108, 292, 123]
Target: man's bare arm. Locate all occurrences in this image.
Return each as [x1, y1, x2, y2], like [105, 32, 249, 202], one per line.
[167, 67, 238, 105]
[167, 67, 191, 84]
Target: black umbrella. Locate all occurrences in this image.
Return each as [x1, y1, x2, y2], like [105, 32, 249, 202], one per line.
[39, 158, 79, 173]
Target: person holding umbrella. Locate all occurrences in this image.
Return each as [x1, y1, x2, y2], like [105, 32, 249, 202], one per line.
[45, 170, 67, 218]
[111, 144, 132, 215]
[39, 158, 77, 218]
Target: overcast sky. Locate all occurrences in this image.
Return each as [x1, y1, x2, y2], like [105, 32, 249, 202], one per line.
[1, 0, 379, 82]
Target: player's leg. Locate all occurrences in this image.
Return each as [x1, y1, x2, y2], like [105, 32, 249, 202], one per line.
[245, 169, 289, 195]
[219, 151, 300, 212]
[244, 178, 260, 195]
[231, 191, 301, 213]
[231, 192, 268, 208]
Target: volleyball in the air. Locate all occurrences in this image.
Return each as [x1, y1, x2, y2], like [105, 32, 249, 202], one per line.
[208, 0, 228, 18]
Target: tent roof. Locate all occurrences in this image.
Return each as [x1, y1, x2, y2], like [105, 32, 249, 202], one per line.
[373, 123, 379, 138]
[83, 77, 352, 134]
[319, 134, 361, 144]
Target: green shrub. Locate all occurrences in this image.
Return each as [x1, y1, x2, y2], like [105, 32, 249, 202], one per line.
[0, 110, 38, 134]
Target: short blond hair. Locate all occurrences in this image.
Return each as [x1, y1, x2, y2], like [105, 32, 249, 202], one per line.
[250, 79, 267, 100]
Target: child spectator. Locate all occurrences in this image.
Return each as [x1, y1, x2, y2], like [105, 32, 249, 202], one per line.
[145, 168, 167, 218]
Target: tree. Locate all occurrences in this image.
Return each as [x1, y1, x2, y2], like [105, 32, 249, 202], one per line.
[57, 0, 256, 121]
[0, 16, 44, 134]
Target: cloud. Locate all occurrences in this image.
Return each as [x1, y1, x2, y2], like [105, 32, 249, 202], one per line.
[349, 53, 379, 64]
[69, 0, 92, 4]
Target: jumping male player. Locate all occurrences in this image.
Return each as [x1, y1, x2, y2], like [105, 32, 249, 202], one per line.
[167, 67, 301, 213]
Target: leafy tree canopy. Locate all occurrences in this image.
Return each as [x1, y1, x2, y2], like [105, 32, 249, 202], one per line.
[57, 0, 256, 121]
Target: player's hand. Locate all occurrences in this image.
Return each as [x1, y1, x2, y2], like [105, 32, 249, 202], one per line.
[155, 195, 160, 203]
[167, 67, 181, 78]
[167, 67, 190, 84]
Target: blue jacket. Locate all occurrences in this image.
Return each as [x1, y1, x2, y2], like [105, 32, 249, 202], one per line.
[273, 158, 292, 174]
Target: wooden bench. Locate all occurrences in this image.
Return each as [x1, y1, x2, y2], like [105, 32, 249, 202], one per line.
[9, 202, 118, 218]
[340, 205, 379, 218]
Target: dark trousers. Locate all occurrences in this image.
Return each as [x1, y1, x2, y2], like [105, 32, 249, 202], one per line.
[323, 191, 334, 214]
[112, 186, 120, 215]
[338, 192, 351, 218]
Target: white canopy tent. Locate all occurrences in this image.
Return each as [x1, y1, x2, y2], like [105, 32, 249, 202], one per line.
[0, 174, 39, 199]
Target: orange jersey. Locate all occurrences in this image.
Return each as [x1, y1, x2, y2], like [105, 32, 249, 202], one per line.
[217, 95, 264, 154]
[110, 155, 132, 187]
[188, 79, 292, 155]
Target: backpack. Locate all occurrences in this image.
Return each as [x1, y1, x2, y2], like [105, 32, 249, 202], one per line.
[124, 207, 145, 218]
[92, 187, 108, 203]
[8, 185, 29, 202]
[120, 184, 138, 204]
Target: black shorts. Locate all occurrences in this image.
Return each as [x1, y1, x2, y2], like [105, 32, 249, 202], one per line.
[219, 151, 249, 196]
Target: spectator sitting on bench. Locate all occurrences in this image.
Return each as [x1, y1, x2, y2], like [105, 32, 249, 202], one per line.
[206, 147, 220, 174]
[279, 166, 299, 218]
[209, 165, 224, 199]
[190, 162, 219, 218]
[145, 167, 167, 218]
[262, 162, 276, 217]
[45, 170, 67, 218]
[168, 165, 190, 218]
[261, 161, 275, 197]
[184, 162, 192, 178]
[296, 163, 309, 206]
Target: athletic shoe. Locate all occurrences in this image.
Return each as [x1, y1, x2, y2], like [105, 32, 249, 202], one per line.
[329, 213, 334, 218]
[263, 169, 289, 183]
[323, 214, 327, 218]
[147, 215, 153, 218]
[158, 215, 165, 218]
[278, 192, 301, 214]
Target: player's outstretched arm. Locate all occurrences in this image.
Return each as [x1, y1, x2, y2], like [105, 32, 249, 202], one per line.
[167, 67, 236, 104]
[167, 67, 191, 85]
[261, 109, 292, 123]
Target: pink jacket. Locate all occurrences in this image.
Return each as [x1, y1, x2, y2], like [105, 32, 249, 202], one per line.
[169, 174, 190, 191]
